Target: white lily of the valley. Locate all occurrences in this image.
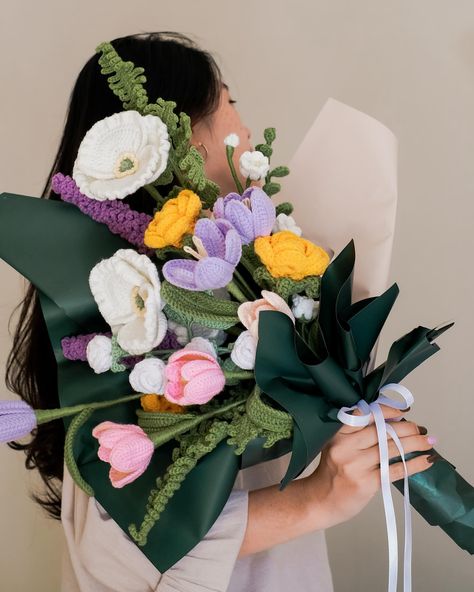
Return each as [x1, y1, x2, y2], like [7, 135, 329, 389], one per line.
[239, 150, 270, 181]
[89, 249, 167, 355]
[272, 213, 302, 236]
[224, 133, 240, 148]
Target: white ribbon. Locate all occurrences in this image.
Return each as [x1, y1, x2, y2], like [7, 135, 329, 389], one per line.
[337, 383, 414, 592]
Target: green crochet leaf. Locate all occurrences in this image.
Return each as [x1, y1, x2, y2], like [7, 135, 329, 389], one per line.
[255, 143, 273, 158]
[161, 281, 240, 329]
[144, 99, 179, 134]
[275, 201, 294, 216]
[263, 127, 276, 145]
[269, 166, 290, 178]
[96, 42, 149, 112]
[173, 112, 193, 161]
[262, 182, 281, 197]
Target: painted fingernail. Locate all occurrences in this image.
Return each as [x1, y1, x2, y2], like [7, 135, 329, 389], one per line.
[427, 435, 437, 445]
[417, 425, 427, 435]
[401, 406, 411, 413]
[427, 453, 441, 464]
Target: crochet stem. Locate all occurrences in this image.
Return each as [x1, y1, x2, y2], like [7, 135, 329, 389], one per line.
[226, 280, 248, 303]
[145, 396, 246, 447]
[35, 393, 143, 425]
[144, 184, 165, 206]
[64, 407, 95, 496]
[233, 267, 258, 300]
[223, 370, 255, 381]
[226, 145, 244, 194]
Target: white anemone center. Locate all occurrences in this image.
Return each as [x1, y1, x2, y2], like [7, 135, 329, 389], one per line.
[114, 152, 139, 178]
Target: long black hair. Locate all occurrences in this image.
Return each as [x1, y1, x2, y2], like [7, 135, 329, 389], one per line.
[5, 32, 223, 519]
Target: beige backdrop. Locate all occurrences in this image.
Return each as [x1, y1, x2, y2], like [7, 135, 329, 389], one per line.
[1, 1, 473, 590]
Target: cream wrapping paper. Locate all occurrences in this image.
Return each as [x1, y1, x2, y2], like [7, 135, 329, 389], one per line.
[237, 96, 399, 490]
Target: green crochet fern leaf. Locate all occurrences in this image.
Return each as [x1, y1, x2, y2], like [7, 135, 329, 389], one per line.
[96, 42, 149, 112]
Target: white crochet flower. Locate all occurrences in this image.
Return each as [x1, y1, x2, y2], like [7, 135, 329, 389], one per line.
[89, 249, 167, 355]
[224, 133, 240, 148]
[86, 335, 113, 374]
[184, 336, 217, 359]
[239, 150, 270, 181]
[73, 110, 171, 201]
[129, 357, 167, 394]
[291, 294, 319, 321]
[272, 213, 302, 236]
[230, 330, 256, 370]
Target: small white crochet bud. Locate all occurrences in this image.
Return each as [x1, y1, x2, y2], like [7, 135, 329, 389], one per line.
[230, 330, 257, 370]
[291, 294, 319, 321]
[86, 335, 113, 374]
[224, 133, 240, 148]
[272, 213, 302, 236]
[239, 150, 270, 181]
[129, 357, 167, 394]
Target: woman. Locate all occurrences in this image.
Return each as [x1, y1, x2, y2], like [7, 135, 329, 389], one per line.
[5, 32, 437, 591]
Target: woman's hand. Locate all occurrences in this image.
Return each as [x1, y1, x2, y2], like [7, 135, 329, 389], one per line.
[303, 405, 437, 529]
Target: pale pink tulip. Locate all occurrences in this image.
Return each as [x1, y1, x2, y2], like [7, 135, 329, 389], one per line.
[92, 421, 154, 488]
[164, 350, 226, 405]
[237, 290, 295, 339]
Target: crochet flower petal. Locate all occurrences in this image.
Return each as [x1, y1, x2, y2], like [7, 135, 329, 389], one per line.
[109, 465, 147, 488]
[182, 369, 226, 404]
[109, 435, 154, 472]
[93, 422, 145, 448]
[162, 259, 198, 290]
[224, 228, 242, 266]
[224, 200, 254, 244]
[194, 218, 226, 258]
[249, 187, 276, 237]
[194, 257, 236, 290]
[180, 359, 219, 381]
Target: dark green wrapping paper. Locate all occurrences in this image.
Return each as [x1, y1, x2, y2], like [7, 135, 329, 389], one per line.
[0, 192, 472, 572]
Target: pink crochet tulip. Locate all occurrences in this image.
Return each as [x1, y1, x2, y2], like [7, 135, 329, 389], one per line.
[92, 421, 154, 488]
[237, 290, 295, 339]
[165, 350, 226, 405]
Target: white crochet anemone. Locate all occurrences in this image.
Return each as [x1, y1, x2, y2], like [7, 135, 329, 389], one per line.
[89, 249, 167, 355]
[73, 110, 171, 201]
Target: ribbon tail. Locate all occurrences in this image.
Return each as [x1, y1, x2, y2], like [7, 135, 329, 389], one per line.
[386, 423, 412, 592]
[372, 404, 399, 592]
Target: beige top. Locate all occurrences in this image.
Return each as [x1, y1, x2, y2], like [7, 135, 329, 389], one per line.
[60, 97, 398, 591]
[60, 454, 333, 592]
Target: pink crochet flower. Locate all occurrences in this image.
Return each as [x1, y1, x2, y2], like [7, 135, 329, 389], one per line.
[164, 350, 226, 405]
[237, 290, 295, 339]
[92, 421, 154, 488]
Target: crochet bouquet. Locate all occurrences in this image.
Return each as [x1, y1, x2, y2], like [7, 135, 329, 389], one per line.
[1, 41, 473, 579]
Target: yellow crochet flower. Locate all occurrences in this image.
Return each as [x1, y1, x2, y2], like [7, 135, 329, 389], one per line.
[254, 231, 330, 280]
[144, 189, 202, 248]
[140, 394, 185, 414]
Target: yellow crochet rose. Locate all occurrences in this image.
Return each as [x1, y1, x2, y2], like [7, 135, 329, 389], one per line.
[254, 230, 330, 280]
[144, 189, 202, 248]
[140, 394, 184, 413]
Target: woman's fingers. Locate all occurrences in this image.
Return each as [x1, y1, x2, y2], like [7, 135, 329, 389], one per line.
[363, 433, 434, 469]
[385, 453, 434, 483]
[338, 404, 409, 435]
[349, 419, 421, 450]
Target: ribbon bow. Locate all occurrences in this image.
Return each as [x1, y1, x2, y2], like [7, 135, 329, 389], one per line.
[338, 383, 415, 592]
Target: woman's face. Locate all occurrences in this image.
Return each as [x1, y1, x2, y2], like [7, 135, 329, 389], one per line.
[191, 84, 255, 196]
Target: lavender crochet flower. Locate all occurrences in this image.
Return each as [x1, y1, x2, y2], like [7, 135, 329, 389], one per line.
[51, 173, 153, 254]
[162, 218, 242, 291]
[0, 400, 37, 443]
[212, 186, 275, 245]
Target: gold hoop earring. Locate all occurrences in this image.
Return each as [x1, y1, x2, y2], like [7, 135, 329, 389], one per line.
[196, 142, 209, 162]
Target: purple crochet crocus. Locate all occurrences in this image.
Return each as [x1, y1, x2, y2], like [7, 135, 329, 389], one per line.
[162, 218, 242, 291]
[212, 186, 275, 245]
[0, 400, 37, 443]
[51, 173, 153, 254]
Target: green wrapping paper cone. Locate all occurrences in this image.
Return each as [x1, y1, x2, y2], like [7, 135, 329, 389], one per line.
[254, 241, 473, 554]
[0, 192, 472, 571]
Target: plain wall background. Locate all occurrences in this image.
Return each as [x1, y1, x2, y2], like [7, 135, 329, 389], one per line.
[1, 1, 473, 590]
